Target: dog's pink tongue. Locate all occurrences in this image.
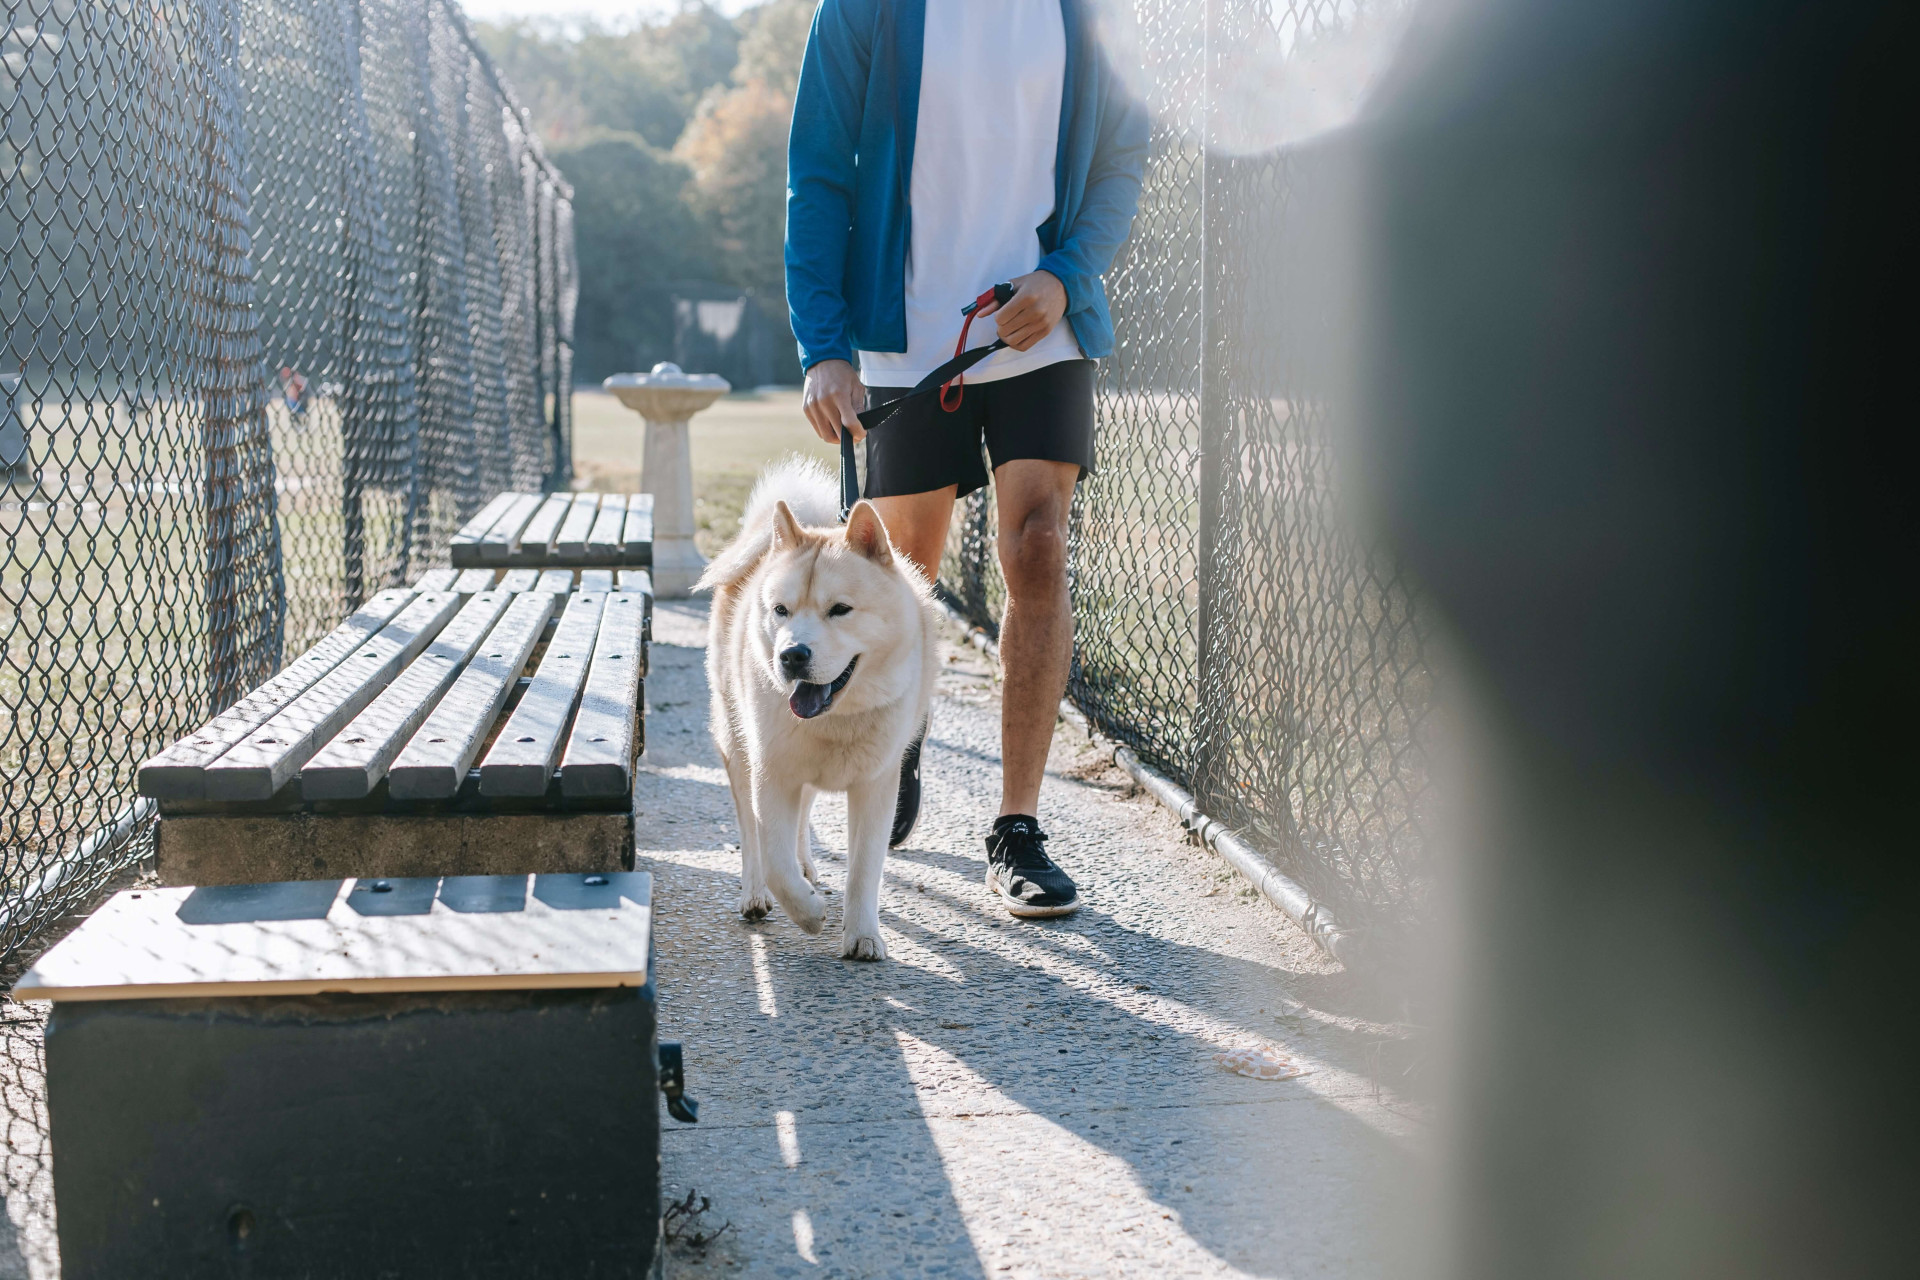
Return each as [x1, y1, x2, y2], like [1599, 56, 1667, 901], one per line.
[789, 681, 834, 719]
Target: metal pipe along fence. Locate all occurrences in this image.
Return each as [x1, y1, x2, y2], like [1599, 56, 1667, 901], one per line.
[1, 0, 575, 963]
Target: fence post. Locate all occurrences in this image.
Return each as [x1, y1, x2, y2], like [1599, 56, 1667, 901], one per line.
[197, 0, 282, 710]
[1191, 0, 1236, 807]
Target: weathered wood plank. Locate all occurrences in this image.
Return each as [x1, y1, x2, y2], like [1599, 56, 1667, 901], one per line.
[474, 491, 543, 565]
[577, 568, 615, 593]
[615, 569, 653, 596]
[498, 568, 540, 592]
[200, 592, 464, 801]
[536, 569, 573, 593]
[517, 491, 571, 561]
[447, 492, 518, 558]
[416, 568, 458, 592]
[585, 493, 627, 562]
[554, 492, 600, 559]
[560, 592, 647, 797]
[301, 591, 516, 800]
[137, 589, 417, 799]
[622, 494, 654, 565]
[13, 876, 653, 1001]
[480, 592, 605, 797]
[452, 568, 496, 594]
[387, 592, 558, 800]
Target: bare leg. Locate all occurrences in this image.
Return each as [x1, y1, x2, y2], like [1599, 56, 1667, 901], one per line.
[841, 769, 895, 960]
[871, 486, 957, 584]
[724, 749, 772, 920]
[993, 460, 1080, 818]
[753, 777, 826, 934]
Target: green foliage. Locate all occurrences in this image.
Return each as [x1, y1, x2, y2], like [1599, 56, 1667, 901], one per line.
[551, 131, 714, 380]
[478, 2, 811, 380]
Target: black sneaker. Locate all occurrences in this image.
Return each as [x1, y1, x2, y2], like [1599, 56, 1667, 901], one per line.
[889, 728, 925, 848]
[984, 816, 1080, 918]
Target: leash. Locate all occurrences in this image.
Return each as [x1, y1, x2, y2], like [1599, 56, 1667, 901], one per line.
[839, 282, 1016, 520]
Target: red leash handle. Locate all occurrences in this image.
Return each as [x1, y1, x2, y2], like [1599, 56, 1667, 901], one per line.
[940, 283, 1015, 413]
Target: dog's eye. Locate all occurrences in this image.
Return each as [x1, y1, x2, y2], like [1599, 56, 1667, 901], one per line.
[772, 604, 789, 617]
[828, 603, 853, 618]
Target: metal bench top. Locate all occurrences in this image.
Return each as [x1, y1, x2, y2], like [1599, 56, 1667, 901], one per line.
[449, 491, 654, 569]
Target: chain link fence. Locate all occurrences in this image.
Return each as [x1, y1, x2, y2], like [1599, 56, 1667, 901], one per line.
[944, 0, 1434, 946]
[1, 0, 574, 966]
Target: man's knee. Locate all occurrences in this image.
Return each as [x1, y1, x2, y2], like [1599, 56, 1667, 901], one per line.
[999, 505, 1069, 590]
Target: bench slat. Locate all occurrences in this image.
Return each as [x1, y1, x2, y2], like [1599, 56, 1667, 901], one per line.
[517, 492, 571, 561]
[578, 568, 615, 594]
[498, 568, 540, 592]
[386, 592, 558, 799]
[201, 592, 464, 801]
[452, 568, 496, 594]
[560, 592, 647, 797]
[300, 591, 517, 800]
[622, 495, 654, 565]
[448, 492, 518, 553]
[137, 589, 417, 799]
[585, 493, 627, 562]
[536, 569, 573, 594]
[554, 493, 600, 559]
[615, 569, 653, 596]
[415, 568, 458, 592]
[480, 592, 605, 797]
[475, 492, 543, 565]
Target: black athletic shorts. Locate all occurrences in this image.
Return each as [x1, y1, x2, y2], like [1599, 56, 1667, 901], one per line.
[862, 358, 1096, 500]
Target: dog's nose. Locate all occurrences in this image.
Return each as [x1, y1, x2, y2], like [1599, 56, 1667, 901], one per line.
[778, 644, 811, 678]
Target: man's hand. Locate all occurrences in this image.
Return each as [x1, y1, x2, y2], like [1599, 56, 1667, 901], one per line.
[987, 270, 1068, 352]
[803, 359, 866, 443]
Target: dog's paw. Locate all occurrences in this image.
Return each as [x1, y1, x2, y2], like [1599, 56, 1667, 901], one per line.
[783, 890, 827, 935]
[841, 928, 888, 962]
[736, 891, 775, 922]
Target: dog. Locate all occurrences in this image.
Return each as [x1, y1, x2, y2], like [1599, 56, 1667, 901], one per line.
[696, 457, 939, 960]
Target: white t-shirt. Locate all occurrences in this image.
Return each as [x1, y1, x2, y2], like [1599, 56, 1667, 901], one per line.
[857, 0, 1083, 388]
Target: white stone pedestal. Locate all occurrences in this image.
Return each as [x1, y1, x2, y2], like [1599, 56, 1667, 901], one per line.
[602, 363, 730, 597]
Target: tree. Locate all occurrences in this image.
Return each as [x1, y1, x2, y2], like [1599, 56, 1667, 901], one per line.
[676, 0, 814, 302]
[551, 131, 717, 380]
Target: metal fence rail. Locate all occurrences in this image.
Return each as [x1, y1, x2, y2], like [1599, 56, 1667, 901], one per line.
[943, 0, 1435, 947]
[0, 0, 574, 964]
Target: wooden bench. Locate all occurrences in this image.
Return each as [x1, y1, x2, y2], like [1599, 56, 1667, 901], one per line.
[137, 569, 653, 886]
[449, 490, 655, 568]
[17, 873, 669, 1278]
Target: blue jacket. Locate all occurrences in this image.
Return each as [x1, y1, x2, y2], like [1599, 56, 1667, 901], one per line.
[785, 0, 1151, 372]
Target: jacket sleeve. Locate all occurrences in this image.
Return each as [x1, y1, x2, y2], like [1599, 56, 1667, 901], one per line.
[785, 0, 871, 372]
[1036, 60, 1151, 319]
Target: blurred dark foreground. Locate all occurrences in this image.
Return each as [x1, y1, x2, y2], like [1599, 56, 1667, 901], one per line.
[1349, 0, 1915, 1275]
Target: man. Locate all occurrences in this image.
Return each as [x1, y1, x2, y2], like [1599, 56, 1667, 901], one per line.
[786, 0, 1148, 917]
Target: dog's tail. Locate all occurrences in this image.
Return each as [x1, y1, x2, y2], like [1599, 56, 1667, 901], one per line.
[695, 453, 840, 593]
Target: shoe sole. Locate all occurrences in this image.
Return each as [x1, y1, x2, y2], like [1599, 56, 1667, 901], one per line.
[889, 798, 919, 848]
[985, 868, 1081, 918]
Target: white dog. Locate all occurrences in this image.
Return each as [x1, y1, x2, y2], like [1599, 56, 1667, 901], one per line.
[696, 458, 939, 960]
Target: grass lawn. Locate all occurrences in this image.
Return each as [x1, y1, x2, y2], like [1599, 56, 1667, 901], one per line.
[569, 388, 833, 559]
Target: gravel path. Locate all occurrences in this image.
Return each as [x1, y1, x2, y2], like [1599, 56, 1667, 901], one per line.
[642, 601, 1420, 1278]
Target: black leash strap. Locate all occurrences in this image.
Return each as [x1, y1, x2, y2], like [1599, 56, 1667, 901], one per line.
[840, 282, 1016, 521]
[839, 426, 860, 521]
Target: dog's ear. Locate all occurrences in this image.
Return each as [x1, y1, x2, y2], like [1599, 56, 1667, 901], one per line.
[770, 500, 804, 550]
[844, 501, 894, 565]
